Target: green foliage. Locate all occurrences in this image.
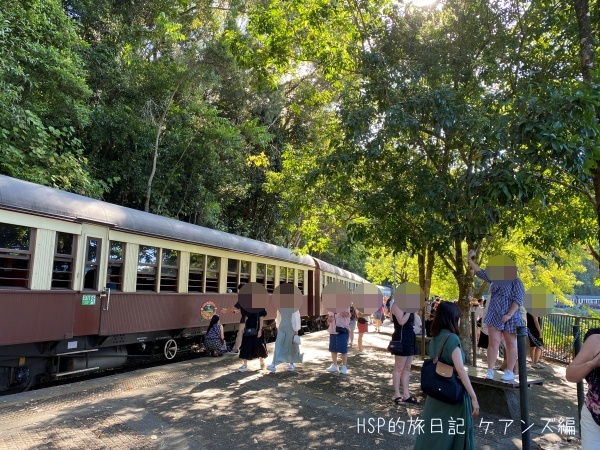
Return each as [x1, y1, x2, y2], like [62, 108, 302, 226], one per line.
[0, 0, 103, 195]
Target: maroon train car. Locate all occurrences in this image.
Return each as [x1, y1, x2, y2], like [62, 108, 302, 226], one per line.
[0, 175, 365, 390]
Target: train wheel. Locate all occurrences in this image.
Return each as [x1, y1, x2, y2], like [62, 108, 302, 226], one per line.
[163, 339, 178, 360]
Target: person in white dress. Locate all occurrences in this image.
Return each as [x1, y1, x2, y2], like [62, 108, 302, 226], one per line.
[268, 282, 304, 372]
[268, 308, 303, 372]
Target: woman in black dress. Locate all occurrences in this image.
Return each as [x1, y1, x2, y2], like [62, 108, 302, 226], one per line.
[238, 309, 268, 372]
[387, 298, 417, 404]
[527, 312, 544, 368]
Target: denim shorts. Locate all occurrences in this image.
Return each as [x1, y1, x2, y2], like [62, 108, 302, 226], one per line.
[329, 333, 349, 354]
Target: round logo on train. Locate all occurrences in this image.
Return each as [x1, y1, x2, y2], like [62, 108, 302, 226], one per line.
[200, 301, 217, 321]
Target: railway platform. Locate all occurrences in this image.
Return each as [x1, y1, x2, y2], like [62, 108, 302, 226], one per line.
[0, 322, 582, 450]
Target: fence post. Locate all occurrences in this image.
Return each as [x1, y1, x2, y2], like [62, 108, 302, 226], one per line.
[421, 306, 426, 356]
[471, 310, 477, 367]
[517, 325, 531, 450]
[573, 317, 584, 438]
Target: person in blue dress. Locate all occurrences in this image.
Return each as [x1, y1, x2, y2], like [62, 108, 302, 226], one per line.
[468, 250, 525, 381]
[204, 314, 229, 356]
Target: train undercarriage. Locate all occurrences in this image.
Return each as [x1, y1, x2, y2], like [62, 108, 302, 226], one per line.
[0, 316, 328, 393]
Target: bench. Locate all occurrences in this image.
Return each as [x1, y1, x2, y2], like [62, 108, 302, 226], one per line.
[411, 361, 544, 420]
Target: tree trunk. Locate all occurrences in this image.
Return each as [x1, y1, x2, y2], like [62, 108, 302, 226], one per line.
[418, 245, 435, 299]
[451, 238, 475, 363]
[456, 271, 475, 363]
[573, 0, 600, 267]
[573, 0, 594, 83]
[144, 79, 186, 212]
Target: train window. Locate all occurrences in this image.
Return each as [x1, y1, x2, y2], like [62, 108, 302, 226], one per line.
[240, 260, 250, 285]
[160, 249, 178, 292]
[137, 245, 158, 291]
[0, 223, 31, 289]
[83, 237, 102, 291]
[266, 264, 275, 293]
[188, 253, 204, 292]
[287, 268, 294, 284]
[256, 263, 265, 287]
[297, 270, 304, 293]
[279, 267, 287, 285]
[107, 241, 124, 291]
[52, 232, 75, 289]
[205, 255, 220, 292]
[227, 258, 239, 292]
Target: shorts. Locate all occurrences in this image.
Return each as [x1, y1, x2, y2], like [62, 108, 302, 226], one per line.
[374, 312, 383, 321]
[349, 320, 356, 330]
[329, 333, 349, 354]
[478, 332, 489, 349]
[357, 322, 368, 333]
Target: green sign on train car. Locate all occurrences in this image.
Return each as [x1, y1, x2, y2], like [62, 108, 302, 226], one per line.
[82, 294, 96, 306]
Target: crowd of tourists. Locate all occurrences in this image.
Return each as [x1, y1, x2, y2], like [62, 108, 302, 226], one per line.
[210, 252, 600, 450]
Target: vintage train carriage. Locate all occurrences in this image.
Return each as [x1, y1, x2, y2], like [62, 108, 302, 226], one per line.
[0, 175, 365, 390]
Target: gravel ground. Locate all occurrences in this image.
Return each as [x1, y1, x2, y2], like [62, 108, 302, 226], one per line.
[0, 322, 583, 449]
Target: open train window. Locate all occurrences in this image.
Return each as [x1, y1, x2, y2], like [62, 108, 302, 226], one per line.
[279, 267, 287, 285]
[256, 263, 265, 287]
[52, 232, 75, 289]
[240, 260, 250, 285]
[227, 258, 239, 292]
[226, 259, 250, 292]
[107, 241, 124, 291]
[287, 268, 294, 284]
[83, 237, 102, 291]
[137, 245, 157, 291]
[266, 264, 275, 293]
[160, 249, 178, 292]
[297, 270, 304, 293]
[188, 253, 205, 292]
[205, 255, 220, 292]
[0, 223, 32, 289]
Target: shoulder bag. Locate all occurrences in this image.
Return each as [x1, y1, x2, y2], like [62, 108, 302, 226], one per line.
[420, 334, 465, 404]
[243, 314, 259, 337]
[334, 313, 348, 334]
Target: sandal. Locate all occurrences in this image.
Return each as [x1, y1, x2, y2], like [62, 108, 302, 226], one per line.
[393, 397, 403, 405]
[402, 396, 418, 404]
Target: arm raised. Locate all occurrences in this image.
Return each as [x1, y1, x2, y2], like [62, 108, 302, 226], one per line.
[566, 334, 600, 383]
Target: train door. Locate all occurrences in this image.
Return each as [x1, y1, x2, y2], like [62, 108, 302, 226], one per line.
[308, 270, 315, 316]
[73, 224, 108, 337]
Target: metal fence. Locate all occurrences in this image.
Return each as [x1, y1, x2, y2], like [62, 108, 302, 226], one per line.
[542, 314, 600, 364]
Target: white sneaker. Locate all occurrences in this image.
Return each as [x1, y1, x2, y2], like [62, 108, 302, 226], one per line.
[485, 369, 494, 380]
[238, 365, 248, 372]
[500, 370, 515, 381]
[357, 351, 366, 355]
[340, 365, 348, 374]
[267, 364, 276, 372]
[288, 364, 295, 371]
[327, 364, 339, 373]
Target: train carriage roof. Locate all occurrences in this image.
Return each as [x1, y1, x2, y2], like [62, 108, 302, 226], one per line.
[0, 175, 314, 267]
[313, 258, 368, 284]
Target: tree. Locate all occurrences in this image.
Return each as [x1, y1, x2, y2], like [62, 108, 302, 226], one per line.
[0, 0, 103, 195]
[334, 0, 548, 355]
[67, 0, 276, 236]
